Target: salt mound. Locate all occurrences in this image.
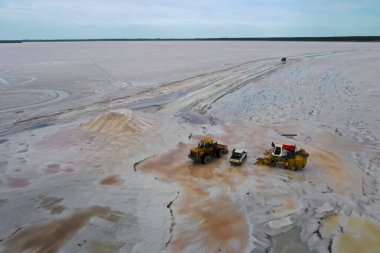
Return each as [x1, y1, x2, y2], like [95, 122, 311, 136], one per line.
[82, 109, 151, 134]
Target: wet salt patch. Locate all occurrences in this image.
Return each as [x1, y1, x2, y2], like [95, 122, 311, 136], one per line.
[0, 139, 9, 144]
[8, 178, 29, 188]
[271, 226, 310, 253]
[0, 199, 7, 207]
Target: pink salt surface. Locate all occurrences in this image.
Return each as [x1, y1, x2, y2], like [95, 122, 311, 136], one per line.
[45, 164, 61, 174]
[9, 178, 30, 188]
[37, 129, 93, 149]
[64, 167, 75, 173]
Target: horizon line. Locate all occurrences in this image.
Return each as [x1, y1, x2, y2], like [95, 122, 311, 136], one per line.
[1, 36, 380, 43]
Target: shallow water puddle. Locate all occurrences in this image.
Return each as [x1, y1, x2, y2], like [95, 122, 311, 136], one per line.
[271, 226, 317, 253]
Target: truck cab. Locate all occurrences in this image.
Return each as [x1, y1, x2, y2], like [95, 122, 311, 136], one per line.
[229, 148, 247, 165]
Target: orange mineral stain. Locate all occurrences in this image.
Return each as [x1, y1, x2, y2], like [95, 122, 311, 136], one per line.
[137, 145, 250, 253]
[5, 206, 123, 253]
[173, 194, 250, 253]
[309, 148, 362, 196]
[99, 175, 123, 186]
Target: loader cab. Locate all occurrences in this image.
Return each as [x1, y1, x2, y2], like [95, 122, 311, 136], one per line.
[198, 137, 216, 148]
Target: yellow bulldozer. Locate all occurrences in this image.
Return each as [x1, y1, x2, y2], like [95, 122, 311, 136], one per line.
[188, 137, 228, 164]
[255, 143, 309, 171]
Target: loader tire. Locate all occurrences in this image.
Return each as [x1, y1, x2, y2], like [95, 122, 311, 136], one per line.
[203, 155, 211, 164]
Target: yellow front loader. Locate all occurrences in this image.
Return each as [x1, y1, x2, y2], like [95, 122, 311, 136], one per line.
[188, 137, 228, 164]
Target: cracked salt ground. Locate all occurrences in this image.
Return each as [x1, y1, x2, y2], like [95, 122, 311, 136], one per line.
[0, 42, 380, 253]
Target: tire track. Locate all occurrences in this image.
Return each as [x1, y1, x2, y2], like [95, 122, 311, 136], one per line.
[0, 89, 69, 114]
[0, 50, 346, 135]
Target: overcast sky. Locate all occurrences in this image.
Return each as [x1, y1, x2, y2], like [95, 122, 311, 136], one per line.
[1, 0, 379, 39]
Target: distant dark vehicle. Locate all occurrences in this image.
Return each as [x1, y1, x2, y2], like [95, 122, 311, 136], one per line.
[281, 57, 287, 63]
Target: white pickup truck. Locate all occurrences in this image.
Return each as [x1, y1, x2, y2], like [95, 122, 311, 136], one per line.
[229, 149, 247, 165]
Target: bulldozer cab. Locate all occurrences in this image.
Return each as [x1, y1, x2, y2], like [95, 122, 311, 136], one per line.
[272, 144, 296, 157]
[273, 146, 282, 156]
[272, 144, 284, 157]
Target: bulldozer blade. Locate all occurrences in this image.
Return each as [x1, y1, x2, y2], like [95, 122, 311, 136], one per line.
[255, 158, 270, 165]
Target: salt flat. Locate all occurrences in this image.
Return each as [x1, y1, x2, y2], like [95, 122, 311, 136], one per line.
[0, 41, 379, 253]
